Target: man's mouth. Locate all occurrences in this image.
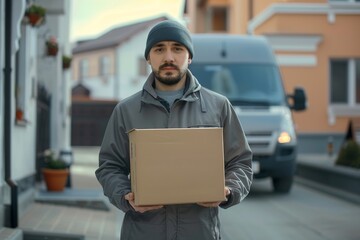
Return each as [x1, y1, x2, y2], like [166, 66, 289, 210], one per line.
[160, 64, 178, 71]
[162, 67, 176, 70]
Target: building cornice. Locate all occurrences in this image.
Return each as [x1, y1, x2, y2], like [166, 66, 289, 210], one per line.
[248, 3, 360, 34]
[264, 34, 323, 52]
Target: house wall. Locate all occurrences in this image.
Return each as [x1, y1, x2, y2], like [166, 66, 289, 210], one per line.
[11, 27, 38, 180]
[72, 48, 118, 100]
[71, 27, 153, 101]
[37, 7, 72, 155]
[255, 12, 360, 134]
[248, 1, 360, 153]
[187, 0, 249, 34]
[252, 0, 328, 17]
[72, 48, 116, 81]
[0, 0, 72, 229]
[118, 29, 150, 99]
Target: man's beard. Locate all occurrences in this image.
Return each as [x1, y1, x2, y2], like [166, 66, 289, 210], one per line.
[153, 63, 186, 86]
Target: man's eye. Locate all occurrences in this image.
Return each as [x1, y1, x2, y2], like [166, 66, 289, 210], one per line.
[154, 48, 163, 53]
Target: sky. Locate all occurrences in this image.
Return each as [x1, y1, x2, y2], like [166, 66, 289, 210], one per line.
[70, 0, 183, 42]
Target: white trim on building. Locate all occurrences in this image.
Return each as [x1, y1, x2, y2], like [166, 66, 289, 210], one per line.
[265, 34, 323, 52]
[248, 2, 360, 34]
[275, 54, 317, 67]
[264, 34, 323, 67]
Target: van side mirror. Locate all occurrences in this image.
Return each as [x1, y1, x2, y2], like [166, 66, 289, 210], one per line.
[288, 87, 307, 111]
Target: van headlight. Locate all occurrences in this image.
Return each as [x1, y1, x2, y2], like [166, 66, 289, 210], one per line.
[278, 131, 292, 144]
[277, 115, 296, 145]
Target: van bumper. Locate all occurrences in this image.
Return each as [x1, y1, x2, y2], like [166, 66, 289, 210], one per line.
[253, 145, 297, 179]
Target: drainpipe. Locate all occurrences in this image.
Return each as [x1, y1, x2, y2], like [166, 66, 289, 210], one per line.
[3, 0, 18, 228]
[248, 0, 253, 21]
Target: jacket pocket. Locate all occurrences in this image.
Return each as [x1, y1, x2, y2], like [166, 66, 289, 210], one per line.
[177, 204, 219, 240]
[121, 209, 166, 240]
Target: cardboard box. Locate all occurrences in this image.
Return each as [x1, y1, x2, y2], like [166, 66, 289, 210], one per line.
[129, 128, 226, 206]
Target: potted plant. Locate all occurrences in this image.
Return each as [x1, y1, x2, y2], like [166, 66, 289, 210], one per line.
[42, 149, 69, 191]
[46, 36, 59, 56]
[336, 140, 360, 169]
[24, 4, 46, 27]
[16, 108, 24, 121]
[62, 55, 72, 69]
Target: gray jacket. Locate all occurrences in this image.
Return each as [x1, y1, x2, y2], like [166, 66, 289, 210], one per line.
[95, 70, 253, 240]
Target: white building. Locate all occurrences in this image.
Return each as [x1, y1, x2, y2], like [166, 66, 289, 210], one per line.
[71, 16, 174, 146]
[0, 0, 72, 238]
[71, 16, 171, 101]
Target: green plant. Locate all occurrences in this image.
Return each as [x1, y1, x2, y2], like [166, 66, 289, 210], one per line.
[335, 140, 360, 169]
[46, 36, 58, 49]
[62, 55, 72, 68]
[43, 149, 67, 169]
[25, 4, 46, 17]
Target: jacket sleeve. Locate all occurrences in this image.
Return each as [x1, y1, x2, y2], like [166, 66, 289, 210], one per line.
[95, 104, 133, 212]
[220, 99, 253, 209]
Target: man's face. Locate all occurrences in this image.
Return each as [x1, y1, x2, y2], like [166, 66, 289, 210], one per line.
[148, 41, 191, 87]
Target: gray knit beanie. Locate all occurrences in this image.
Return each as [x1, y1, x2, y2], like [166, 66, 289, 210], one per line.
[144, 20, 194, 59]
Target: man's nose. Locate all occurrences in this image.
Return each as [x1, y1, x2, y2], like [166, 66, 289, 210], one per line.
[163, 49, 174, 62]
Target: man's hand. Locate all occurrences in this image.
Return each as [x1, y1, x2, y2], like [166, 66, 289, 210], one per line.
[125, 192, 163, 213]
[197, 187, 231, 208]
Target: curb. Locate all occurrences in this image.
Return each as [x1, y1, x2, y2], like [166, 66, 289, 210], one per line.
[295, 161, 360, 203]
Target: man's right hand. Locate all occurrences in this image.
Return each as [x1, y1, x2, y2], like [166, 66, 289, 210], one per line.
[124, 192, 163, 213]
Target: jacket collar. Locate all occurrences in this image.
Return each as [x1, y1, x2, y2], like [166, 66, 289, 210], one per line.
[140, 70, 206, 112]
[142, 70, 200, 99]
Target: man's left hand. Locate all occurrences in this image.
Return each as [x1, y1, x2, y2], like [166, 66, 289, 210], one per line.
[197, 187, 231, 208]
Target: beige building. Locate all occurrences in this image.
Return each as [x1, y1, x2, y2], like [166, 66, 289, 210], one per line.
[185, 0, 360, 153]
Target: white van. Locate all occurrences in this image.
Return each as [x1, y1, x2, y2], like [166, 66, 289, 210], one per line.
[189, 34, 307, 193]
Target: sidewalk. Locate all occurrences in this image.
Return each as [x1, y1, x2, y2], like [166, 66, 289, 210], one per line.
[19, 147, 124, 240]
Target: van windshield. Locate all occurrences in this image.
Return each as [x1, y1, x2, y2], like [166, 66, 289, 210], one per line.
[189, 63, 286, 106]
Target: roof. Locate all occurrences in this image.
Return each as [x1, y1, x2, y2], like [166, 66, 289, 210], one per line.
[72, 16, 168, 54]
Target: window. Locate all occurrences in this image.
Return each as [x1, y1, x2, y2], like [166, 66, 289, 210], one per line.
[79, 59, 89, 80]
[330, 60, 348, 103]
[189, 63, 285, 105]
[330, 59, 360, 105]
[206, 6, 228, 32]
[211, 7, 228, 32]
[15, 25, 29, 123]
[99, 56, 110, 76]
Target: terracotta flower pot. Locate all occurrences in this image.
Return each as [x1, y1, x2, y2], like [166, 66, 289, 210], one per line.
[42, 168, 69, 191]
[47, 46, 58, 56]
[27, 14, 43, 26]
[63, 61, 71, 69]
[16, 109, 23, 120]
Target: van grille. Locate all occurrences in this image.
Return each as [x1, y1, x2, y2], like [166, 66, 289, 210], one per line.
[246, 132, 272, 137]
[245, 131, 276, 155]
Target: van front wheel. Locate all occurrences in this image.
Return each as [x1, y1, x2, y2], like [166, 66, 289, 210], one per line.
[272, 176, 293, 193]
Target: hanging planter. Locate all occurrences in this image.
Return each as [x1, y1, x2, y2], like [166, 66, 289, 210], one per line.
[62, 55, 72, 69]
[24, 4, 46, 27]
[16, 108, 24, 121]
[46, 36, 59, 56]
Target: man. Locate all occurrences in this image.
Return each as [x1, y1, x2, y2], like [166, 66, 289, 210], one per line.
[95, 20, 253, 240]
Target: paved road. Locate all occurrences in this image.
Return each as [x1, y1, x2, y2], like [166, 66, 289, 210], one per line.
[70, 147, 359, 239]
[219, 179, 360, 240]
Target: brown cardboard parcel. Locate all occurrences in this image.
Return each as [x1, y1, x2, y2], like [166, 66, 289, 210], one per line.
[129, 128, 226, 206]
